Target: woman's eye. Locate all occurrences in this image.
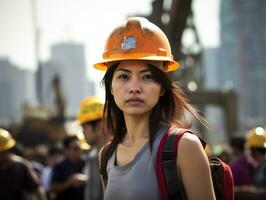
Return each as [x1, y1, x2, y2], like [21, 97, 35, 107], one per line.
[118, 74, 129, 80]
[143, 74, 153, 80]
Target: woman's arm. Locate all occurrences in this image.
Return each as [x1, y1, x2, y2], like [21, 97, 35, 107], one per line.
[177, 133, 216, 200]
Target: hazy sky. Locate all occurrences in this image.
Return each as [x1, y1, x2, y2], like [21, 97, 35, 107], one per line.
[0, 0, 220, 97]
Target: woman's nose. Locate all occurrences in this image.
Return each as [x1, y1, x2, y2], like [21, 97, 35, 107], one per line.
[129, 77, 142, 94]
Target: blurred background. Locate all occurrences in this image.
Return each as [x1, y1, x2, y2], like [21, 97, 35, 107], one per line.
[0, 0, 265, 154]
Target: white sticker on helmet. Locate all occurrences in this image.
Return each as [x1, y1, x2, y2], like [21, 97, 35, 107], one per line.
[121, 36, 136, 50]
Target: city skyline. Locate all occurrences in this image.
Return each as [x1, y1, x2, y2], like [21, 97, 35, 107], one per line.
[202, 0, 266, 134]
[0, 41, 95, 120]
[0, 0, 220, 75]
[1, 0, 266, 144]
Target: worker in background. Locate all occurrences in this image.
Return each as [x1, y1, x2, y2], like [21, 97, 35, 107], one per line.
[234, 127, 266, 200]
[77, 96, 105, 200]
[229, 136, 254, 186]
[0, 128, 47, 200]
[50, 135, 87, 200]
[41, 145, 63, 199]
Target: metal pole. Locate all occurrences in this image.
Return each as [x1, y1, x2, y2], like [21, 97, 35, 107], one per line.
[31, 0, 42, 104]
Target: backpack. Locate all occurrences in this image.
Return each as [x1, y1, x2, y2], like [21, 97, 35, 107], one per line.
[157, 127, 234, 200]
[99, 127, 234, 200]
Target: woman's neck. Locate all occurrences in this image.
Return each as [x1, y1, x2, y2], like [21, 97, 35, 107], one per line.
[123, 114, 150, 145]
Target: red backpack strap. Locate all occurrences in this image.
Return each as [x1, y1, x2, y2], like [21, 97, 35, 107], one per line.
[156, 127, 190, 200]
[220, 159, 234, 200]
[156, 127, 172, 200]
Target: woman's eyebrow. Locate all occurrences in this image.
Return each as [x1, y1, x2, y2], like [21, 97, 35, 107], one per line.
[140, 69, 150, 73]
[115, 68, 131, 73]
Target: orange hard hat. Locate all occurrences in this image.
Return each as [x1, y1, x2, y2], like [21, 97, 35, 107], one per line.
[94, 17, 179, 72]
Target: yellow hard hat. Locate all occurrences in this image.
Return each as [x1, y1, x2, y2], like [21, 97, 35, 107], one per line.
[93, 17, 179, 72]
[77, 96, 104, 124]
[246, 127, 266, 149]
[0, 128, 16, 152]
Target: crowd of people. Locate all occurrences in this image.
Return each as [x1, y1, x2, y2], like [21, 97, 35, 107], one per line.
[228, 127, 266, 200]
[1, 124, 266, 200]
[0, 96, 105, 200]
[0, 17, 266, 200]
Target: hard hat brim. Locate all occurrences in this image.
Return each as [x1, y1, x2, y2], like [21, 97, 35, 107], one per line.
[94, 56, 180, 72]
[76, 116, 103, 125]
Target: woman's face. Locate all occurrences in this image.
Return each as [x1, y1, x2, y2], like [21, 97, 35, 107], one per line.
[111, 60, 164, 117]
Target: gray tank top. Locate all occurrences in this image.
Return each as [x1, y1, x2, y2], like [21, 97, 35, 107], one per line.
[104, 124, 169, 200]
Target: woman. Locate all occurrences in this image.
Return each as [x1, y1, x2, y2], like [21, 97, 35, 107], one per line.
[95, 17, 216, 200]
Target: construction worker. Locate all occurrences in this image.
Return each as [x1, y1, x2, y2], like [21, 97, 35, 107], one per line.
[50, 135, 87, 200]
[76, 96, 105, 200]
[229, 136, 254, 186]
[41, 145, 63, 198]
[95, 17, 215, 200]
[234, 127, 266, 200]
[0, 128, 46, 200]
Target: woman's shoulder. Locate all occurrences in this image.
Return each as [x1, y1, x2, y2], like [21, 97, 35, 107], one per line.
[176, 130, 208, 167]
[179, 130, 204, 152]
[180, 131, 202, 145]
[168, 127, 204, 151]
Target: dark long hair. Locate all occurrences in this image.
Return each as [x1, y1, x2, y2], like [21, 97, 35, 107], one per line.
[101, 62, 204, 163]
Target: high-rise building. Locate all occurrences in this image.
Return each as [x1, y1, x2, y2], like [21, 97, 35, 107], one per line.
[203, 48, 220, 90]
[216, 0, 266, 130]
[39, 43, 95, 116]
[0, 58, 36, 120]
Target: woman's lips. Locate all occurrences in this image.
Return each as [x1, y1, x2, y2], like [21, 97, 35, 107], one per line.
[126, 98, 144, 105]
